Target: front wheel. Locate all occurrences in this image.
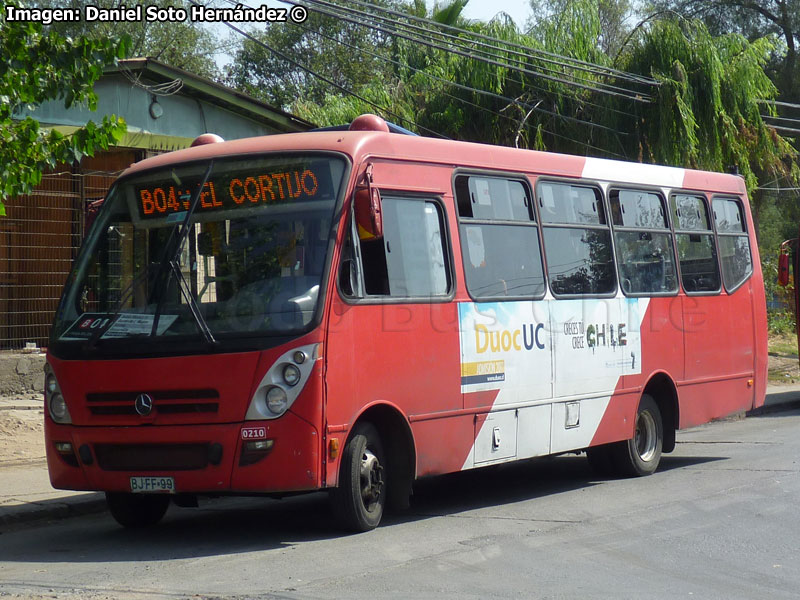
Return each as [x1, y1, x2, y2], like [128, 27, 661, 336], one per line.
[613, 394, 663, 477]
[331, 422, 386, 532]
[106, 493, 170, 528]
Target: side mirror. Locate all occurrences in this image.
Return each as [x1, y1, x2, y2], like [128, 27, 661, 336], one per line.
[779, 251, 790, 287]
[354, 179, 383, 241]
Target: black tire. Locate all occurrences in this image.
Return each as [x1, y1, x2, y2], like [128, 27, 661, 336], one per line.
[612, 394, 663, 477]
[331, 422, 386, 532]
[106, 493, 170, 528]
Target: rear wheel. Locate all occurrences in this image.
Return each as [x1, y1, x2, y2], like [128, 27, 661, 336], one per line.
[613, 394, 663, 477]
[331, 422, 386, 532]
[106, 493, 170, 528]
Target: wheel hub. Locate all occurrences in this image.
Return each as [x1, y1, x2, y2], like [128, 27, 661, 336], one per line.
[359, 448, 384, 508]
[635, 410, 657, 462]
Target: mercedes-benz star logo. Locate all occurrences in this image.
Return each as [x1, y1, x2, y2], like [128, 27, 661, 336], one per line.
[134, 393, 154, 416]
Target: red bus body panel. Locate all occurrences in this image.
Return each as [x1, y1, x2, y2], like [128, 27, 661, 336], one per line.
[45, 127, 767, 499]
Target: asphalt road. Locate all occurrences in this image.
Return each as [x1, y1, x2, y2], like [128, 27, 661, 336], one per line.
[1, 409, 798, 600]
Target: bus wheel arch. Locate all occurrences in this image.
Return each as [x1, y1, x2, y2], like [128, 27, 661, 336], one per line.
[642, 372, 679, 454]
[332, 403, 416, 530]
[614, 393, 664, 477]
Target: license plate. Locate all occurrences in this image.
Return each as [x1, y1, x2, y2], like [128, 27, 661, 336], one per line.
[130, 476, 175, 494]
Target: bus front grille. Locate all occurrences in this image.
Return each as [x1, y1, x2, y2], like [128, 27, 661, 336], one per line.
[94, 443, 211, 471]
[86, 389, 220, 417]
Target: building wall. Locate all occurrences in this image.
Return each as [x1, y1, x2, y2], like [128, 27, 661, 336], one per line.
[0, 151, 138, 350]
[29, 75, 285, 149]
[3, 68, 309, 350]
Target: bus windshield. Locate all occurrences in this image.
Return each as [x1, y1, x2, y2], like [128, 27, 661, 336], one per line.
[51, 154, 346, 351]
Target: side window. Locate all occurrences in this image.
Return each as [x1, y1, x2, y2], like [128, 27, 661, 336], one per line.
[539, 181, 615, 296]
[671, 194, 721, 294]
[609, 189, 677, 296]
[455, 174, 545, 299]
[713, 197, 753, 291]
[340, 195, 450, 299]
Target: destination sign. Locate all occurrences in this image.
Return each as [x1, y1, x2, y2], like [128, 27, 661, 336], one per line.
[134, 160, 334, 221]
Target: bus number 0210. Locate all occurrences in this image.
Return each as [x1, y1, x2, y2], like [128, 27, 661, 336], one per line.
[241, 427, 267, 440]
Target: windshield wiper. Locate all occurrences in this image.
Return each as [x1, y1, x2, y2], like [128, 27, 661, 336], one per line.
[150, 161, 217, 344]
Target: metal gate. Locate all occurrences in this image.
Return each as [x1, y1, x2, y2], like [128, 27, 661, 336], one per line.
[0, 169, 120, 350]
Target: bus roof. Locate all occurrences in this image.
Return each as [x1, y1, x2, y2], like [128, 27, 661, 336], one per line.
[122, 115, 747, 196]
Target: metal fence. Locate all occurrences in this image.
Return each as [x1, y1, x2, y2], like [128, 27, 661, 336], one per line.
[0, 169, 120, 350]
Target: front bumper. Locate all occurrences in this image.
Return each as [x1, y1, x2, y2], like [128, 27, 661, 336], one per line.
[45, 413, 321, 494]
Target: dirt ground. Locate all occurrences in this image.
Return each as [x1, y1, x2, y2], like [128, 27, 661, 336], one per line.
[0, 352, 47, 466]
[0, 395, 46, 466]
[1, 343, 799, 469]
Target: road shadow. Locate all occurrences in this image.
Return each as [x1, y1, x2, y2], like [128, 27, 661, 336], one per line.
[656, 454, 726, 472]
[0, 452, 727, 564]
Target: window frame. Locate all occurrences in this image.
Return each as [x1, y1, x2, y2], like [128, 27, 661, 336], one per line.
[535, 177, 618, 299]
[711, 195, 753, 294]
[337, 191, 456, 305]
[669, 191, 723, 297]
[454, 169, 547, 302]
[608, 186, 679, 298]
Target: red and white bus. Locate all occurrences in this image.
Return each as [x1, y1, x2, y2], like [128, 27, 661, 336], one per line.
[45, 114, 767, 531]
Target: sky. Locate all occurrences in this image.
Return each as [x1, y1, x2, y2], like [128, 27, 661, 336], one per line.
[458, 0, 532, 29]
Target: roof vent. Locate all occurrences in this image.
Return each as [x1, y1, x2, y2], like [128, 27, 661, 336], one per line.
[191, 133, 225, 147]
[349, 114, 390, 133]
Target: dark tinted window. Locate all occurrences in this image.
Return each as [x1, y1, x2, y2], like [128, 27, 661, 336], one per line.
[539, 182, 615, 296]
[713, 198, 746, 233]
[672, 194, 711, 231]
[671, 194, 721, 293]
[539, 182, 604, 225]
[610, 190, 677, 295]
[713, 197, 752, 291]
[461, 224, 545, 298]
[455, 174, 544, 300]
[455, 176, 531, 221]
[611, 190, 667, 228]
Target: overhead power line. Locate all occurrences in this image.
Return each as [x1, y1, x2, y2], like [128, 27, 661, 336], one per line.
[333, 0, 659, 88]
[286, 15, 629, 155]
[188, 0, 446, 138]
[205, 0, 631, 155]
[299, 0, 652, 101]
[293, 0, 653, 103]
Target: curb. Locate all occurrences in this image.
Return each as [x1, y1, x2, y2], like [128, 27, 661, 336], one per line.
[747, 397, 800, 417]
[0, 494, 106, 532]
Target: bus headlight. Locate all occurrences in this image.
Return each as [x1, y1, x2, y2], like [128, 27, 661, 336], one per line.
[44, 363, 72, 424]
[245, 344, 321, 421]
[49, 394, 69, 421]
[282, 364, 301, 386]
[46, 374, 58, 395]
[266, 386, 288, 415]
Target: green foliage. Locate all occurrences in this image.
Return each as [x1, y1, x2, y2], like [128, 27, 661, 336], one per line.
[619, 19, 798, 193]
[225, 3, 404, 109]
[0, 19, 130, 215]
[646, 0, 800, 102]
[33, 0, 227, 80]
[528, 0, 633, 56]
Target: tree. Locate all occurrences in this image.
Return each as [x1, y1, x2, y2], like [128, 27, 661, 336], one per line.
[33, 0, 229, 80]
[225, 2, 407, 110]
[646, 1, 800, 102]
[527, 0, 637, 56]
[0, 20, 130, 215]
